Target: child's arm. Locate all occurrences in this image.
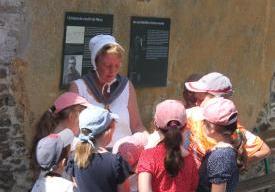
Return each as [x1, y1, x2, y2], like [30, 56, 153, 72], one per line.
[238, 125, 271, 165]
[247, 141, 271, 166]
[138, 172, 153, 192]
[211, 183, 226, 192]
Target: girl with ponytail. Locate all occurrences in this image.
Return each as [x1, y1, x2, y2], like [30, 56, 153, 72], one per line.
[137, 100, 198, 192]
[31, 92, 90, 178]
[197, 97, 247, 192]
[71, 107, 131, 192]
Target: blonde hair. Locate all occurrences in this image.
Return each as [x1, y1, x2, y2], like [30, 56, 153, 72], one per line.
[74, 121, 114, 169]
[74, 129, 95, 169]
[74, 142, 94, 169]
[95, 44, 125, 64]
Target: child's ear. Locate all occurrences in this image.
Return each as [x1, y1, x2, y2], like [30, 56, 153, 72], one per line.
[61, 158, 68, 167]
[68, 112, 75, 121]
[209, 129, 216, 134]
[69, 110, 79, 121]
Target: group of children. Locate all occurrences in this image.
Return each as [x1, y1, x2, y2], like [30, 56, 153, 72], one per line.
[30, 72, 271, 192]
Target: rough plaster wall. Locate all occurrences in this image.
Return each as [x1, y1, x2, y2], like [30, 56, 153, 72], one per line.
[0, 0, 33, 191]
[24, 0, 274, 132]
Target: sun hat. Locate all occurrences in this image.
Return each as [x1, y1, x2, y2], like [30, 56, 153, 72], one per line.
[202, 97, 238, 126]
[79, 106, 119, 138]
[53, 92, 90, 114]
[89, 34, 119, 71]
[185, 72, 233, 96]
[154, 100, 187, 129]
[36, 129, 74, 170]
[112, 132, 148, 168]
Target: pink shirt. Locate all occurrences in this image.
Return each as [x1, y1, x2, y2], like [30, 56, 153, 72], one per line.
[137, 143, 198, 192]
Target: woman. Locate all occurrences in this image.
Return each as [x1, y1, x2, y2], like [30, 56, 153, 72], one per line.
[137, 100, 198, 192]
[197, 97, 246, 192]
[69, 34, 144, 146]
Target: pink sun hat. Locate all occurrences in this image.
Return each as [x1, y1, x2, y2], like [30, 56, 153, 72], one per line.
[54, 92, 90, 113]
[202, 97, 238, 126]
[112, 132, 148, 168]
[154, 100, 187, 129]
[185, 72, 233, 96]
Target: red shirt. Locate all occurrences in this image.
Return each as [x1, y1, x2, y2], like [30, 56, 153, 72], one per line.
[137, 143, 198, 192]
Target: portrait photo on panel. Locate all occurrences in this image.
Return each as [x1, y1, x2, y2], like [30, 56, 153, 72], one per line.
[62, 55, 82, 86]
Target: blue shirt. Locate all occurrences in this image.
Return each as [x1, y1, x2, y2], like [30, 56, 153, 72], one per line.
[69, 152, 131, 192]
[197, 147, 239, 192]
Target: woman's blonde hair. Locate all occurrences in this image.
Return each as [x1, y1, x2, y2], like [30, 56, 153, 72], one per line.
[95, 44, 125, 64]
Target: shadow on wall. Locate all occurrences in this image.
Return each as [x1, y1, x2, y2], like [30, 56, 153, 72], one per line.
[242, 72, 275, 180]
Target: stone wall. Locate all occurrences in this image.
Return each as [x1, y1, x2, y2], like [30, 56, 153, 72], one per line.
[0, 0, 33, 191]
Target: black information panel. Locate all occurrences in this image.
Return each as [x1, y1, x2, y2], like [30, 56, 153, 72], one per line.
[128, 16, 170, 87]
[60, 12, 113, 88]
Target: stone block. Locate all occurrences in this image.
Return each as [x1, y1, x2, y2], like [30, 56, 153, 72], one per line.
[11, 124, 20, 135]
[0, 69, 7, 79]
[0, 84, 8, 92]
[0, 116, 11, 127]
[15, 140, 24, 148]
[0, 167, 15, 191]
[10, 159, 21, 164]
[0, 94, 16, 107]
[0, 130, 8, 142]
[12, 164, 27, 172]
[0, 142, 9, 152]
[0, 0, 24, 12]
[1, 149, 12, 159]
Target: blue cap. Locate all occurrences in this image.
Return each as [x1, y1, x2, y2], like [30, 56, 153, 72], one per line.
[36, 129, 74, 170]
[79, 106, 119, 137]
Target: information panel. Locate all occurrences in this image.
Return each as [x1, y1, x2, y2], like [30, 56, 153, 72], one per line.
[128, 16, 170, 87]
[60, 12, 113, 88]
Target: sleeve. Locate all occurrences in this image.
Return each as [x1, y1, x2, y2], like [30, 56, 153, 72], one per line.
[244, 130, 264, 157]
[136, 149, 155, 175]
[113, 154, 132, 184]
[207, 150, 234, 184]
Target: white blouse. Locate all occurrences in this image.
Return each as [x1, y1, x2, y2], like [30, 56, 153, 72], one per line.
[74, 79, 131, 147]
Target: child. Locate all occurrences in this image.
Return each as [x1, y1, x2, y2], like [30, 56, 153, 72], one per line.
[71, 107, 131, 192]
[112, 131, 149, 192]
[137, 100, 198, 192]
[31, 92, 90, 176]
[31, 129, 75, 192]
[184, 72, 270, 167]
[197, 97, 246, 192]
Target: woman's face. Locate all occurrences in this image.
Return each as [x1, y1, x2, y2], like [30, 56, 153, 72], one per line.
[96, 53, 122, 83]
